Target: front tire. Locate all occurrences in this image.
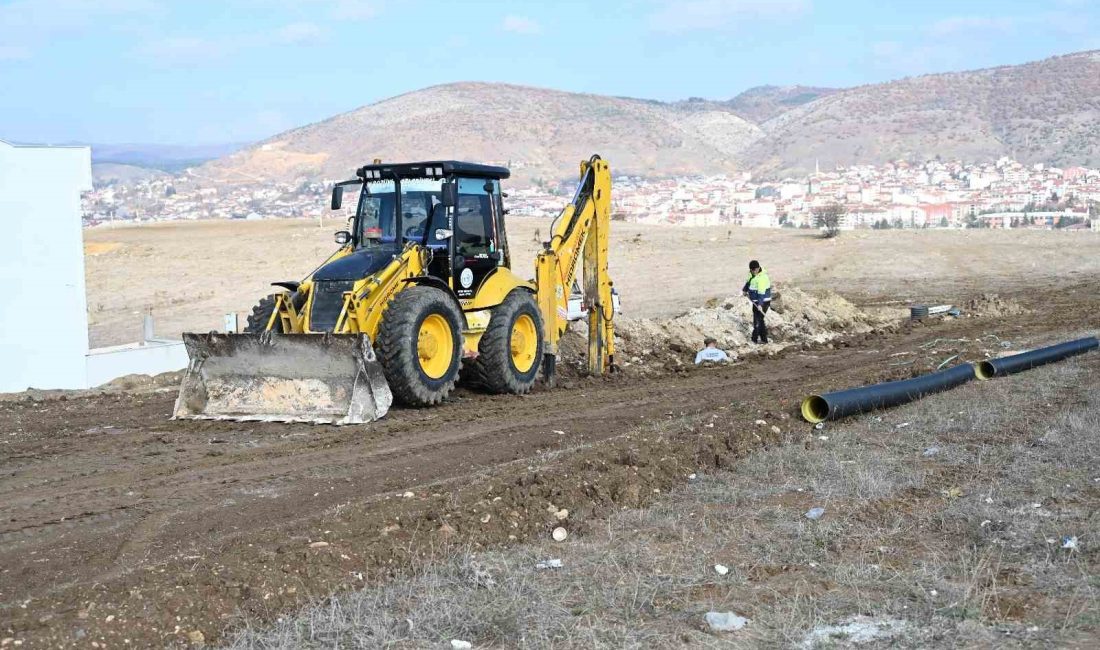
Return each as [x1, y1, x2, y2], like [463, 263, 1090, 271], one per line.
[377, 286, 464, 406]
[467, 290, 544, 394]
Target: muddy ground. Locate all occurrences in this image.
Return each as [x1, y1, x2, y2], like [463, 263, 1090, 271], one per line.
[1, 279, 1097, 647]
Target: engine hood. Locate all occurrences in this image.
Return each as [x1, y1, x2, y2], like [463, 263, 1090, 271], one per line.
[312, 249, 394, 282]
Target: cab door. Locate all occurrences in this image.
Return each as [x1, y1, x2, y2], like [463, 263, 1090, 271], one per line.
[452, 177, 503, 300]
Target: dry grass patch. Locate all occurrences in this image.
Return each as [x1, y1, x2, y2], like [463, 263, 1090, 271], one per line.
[226, 354, 1099, 649]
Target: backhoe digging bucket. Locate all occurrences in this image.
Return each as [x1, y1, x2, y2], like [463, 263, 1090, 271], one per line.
[172, 333, 393, 424]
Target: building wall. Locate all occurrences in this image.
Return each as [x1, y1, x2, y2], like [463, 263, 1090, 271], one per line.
[0, 141, 93, 392]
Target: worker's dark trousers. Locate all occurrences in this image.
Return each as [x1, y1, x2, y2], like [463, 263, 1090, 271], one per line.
[752, 303, 770, 344]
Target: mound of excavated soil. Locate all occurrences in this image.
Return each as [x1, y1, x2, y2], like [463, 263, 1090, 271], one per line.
[963, 293, 1028, 318]
[559, 287, 904, 375]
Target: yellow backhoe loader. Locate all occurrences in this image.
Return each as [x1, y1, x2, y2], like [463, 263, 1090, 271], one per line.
[173, 155, 615, 424]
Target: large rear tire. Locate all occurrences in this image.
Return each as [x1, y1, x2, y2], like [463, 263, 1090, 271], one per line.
[466, 290, 544, 394]
[377, 286, 464, 406]
[245, 294, 282, 333]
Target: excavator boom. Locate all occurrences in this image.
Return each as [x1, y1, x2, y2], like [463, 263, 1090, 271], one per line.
[536, 155, 615, 382]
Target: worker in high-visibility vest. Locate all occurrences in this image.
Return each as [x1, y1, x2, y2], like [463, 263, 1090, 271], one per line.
[742, 260, 772, 344]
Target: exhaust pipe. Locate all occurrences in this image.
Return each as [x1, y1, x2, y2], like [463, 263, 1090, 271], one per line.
[976, 337, 1099, 381]
[801, 363, 976, 424]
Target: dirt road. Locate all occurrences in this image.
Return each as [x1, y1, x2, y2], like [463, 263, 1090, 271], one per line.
[2, 281, 1096, 647]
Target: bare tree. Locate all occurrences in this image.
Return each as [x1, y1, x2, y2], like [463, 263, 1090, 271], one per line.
[812, 203, 844, 238]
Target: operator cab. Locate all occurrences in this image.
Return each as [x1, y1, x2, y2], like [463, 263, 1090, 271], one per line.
[330, 161, 511, 300]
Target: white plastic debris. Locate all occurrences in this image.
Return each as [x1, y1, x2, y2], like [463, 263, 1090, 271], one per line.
[714, 564, 729, 576]
[402, 491, 415, 498]
[754, 419, 767, 426]
[814, 422, 825, 430]
[805, 507, 825, 520]
[451, 640, 472, 649]
[536, 559, 563, 570]
[552, 527, 568, 542]
[688, 473, 698, 480]
[818, 435, 829, 441]
[704, 611, 750, 632]
[799, 616, 908, 648]
[922, 446, 940, 457]
[896, 422, 911, 429]
[1062, 536, 1079, 551]
[552, 430, 565, 435]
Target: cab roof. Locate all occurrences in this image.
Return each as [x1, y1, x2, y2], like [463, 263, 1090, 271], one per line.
[356, 160, 510, 180]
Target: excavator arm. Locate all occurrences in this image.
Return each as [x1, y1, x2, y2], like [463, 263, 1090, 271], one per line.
[535, 155, 615, 383]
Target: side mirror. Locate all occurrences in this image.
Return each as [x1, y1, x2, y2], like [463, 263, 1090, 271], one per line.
[440, 181, 457, 207]
[434, 228, 453, 241]
[331, 185, 344, 211]
[334, 230, 352, 245]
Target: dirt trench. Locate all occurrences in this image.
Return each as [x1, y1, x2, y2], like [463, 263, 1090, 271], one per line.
[0, 280, 1096, 648]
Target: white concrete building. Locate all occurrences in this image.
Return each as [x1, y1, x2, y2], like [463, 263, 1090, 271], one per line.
[0, 140, 186, 392]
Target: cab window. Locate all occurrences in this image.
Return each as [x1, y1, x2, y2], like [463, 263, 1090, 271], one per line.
[358, 180, 396, 244]
[455, 177, 498, 258]
[399, 178, 446, 245]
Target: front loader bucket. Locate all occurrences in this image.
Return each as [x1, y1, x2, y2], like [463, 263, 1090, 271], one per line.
[172, 332, 392, 425]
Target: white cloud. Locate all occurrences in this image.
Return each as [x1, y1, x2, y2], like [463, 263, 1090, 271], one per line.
[281, 0, 378, 21]
[272, 22, 325, 45]
[0, 0, 165, 57]
[0, 45, 33, 61]
[928, 16, 1017, 38]
[647, 0, 810, 33]
[328, 0, 380, 21]
[502, 15, 541, 35]
[142, 22, 327, 63]
[144, 36, 226, 61]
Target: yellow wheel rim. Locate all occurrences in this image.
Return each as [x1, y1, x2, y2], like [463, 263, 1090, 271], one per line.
[417, 313, 453, 380]
[510, 313, 538, 373]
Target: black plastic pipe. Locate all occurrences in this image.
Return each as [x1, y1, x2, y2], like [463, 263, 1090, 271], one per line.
[801, 363, 976, 423]
[975, 337, 1099, 381]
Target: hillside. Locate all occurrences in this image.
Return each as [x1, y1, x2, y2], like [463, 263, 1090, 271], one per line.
[200, 51, 1100, 185]
[91, 162, 168, 187]
[201, 82, 763, 185]
[725, 85, 839, 123]
[745, 51, 1100, 176]
[91, 142, 244, 171]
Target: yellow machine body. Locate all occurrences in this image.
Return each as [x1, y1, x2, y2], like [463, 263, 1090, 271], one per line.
[174, 156, 614, 424]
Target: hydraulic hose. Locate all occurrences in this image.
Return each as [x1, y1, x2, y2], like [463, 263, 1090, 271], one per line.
[975, 337, 1099, 381]
[801, 363, 976, 423]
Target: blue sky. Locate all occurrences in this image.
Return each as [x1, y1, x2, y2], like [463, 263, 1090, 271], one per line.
[1, 0, 1097, 145]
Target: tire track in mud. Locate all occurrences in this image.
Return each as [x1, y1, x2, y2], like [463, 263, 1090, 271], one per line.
[1, 287, 1096, 647]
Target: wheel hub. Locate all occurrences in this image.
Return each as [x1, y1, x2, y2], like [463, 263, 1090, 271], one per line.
[417, 314, 453, 379]
[510, 313, 538, 373]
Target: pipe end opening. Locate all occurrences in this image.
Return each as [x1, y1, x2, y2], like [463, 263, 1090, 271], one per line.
[975, 361, 996, 381]
[801, 395, 829, 423]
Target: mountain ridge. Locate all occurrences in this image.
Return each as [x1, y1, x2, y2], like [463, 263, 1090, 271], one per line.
[201, 50, 1100, 184]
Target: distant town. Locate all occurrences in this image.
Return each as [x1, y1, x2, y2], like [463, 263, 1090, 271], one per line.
[83, 157, 1100, 232]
